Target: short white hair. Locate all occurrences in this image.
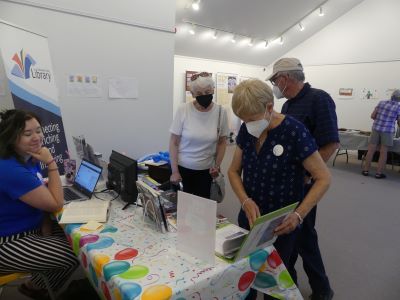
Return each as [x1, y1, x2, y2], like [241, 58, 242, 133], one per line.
[189, 75, 215, 94]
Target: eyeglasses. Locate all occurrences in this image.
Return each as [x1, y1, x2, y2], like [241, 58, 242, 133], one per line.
[270, 75, 284, 86]
[191, 72, 211, 81]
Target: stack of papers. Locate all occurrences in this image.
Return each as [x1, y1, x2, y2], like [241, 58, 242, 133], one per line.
[215, 224, 249, 257]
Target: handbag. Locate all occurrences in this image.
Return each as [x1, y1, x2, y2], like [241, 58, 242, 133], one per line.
[210, 173, 225, 203]
[210, 105, 226, 203]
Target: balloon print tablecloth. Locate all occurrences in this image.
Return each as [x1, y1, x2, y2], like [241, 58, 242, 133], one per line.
[62, 199, 303, 300]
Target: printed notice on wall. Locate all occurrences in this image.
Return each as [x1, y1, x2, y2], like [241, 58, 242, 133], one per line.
[108, 76, 138, 99]
[360, 88, 379, 100]
[67, 74, 101, 98]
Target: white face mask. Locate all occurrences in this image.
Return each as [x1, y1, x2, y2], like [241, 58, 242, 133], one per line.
[246, 109, 273, 138]
[272, 79, 287, 99]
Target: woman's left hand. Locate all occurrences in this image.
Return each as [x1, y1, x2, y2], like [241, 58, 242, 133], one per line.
[209, 166, 220, 178]
[274, 213, 300, 236]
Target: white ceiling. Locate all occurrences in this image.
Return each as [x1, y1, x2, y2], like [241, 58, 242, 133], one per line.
[175, 0, 365, 66]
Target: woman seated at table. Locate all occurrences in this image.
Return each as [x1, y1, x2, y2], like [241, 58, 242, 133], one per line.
[0, 109, 79, 299]
[228, 80, 331, 299]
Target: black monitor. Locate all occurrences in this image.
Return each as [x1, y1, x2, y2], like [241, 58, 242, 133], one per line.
[106, 150, 138, 206]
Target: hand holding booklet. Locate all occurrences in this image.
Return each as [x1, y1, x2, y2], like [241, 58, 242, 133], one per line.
[59, 199, 110, 224]
[215, 202, 298, 262]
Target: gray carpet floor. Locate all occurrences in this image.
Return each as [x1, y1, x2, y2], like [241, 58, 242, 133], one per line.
[294, 153, 400, 300]
[1, 153, 399, 300]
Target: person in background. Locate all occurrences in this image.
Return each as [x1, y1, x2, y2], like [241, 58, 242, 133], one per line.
[228, 79, 331, 300]
[267, 58, 339, 300]
[169, 72, 229, 198]
[0, 109, 79, 299]
[362, 89, 400, 178]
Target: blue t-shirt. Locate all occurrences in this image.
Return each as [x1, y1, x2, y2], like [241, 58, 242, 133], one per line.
[236, 116, 317, 215]
[0, 157, 44, 236]
[281, 83, 339, 148]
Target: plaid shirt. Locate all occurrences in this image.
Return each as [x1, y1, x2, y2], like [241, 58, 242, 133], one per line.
[372, 100, 400, 133]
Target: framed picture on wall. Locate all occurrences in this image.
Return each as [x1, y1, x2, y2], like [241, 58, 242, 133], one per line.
[338, 88, 354, 99]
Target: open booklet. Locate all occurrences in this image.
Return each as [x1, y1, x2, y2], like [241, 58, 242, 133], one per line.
[215, 202, 298, 262]
[59, 199, 110, 224]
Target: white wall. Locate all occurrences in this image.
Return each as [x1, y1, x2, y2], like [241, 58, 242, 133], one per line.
[0, 0, 175, 160]
[282, 0, 400, 131]
[0, 54, 13, 109]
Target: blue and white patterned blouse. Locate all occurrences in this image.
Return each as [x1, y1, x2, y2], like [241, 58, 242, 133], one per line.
[236, 115, 317, 215]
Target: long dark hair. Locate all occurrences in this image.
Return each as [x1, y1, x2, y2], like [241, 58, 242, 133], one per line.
[0, 109, 41, 163]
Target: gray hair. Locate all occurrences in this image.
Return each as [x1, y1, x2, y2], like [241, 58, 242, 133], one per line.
[189, 76, 215, 94]
[278, 70, 305, 82]
[391, 89, 400, 101]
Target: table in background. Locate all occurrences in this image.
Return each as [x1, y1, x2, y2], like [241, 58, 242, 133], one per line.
[333, 131, 400, 166]
[61, 198, 303, 300]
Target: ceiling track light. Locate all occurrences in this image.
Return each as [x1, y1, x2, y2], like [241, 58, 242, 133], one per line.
[192, 0, 200, 11]
[319, 7, 324, 16]
[231, 35, 236, 43]
[298, 22, 305, 31]
[189, 24, 195, 35]
[279, 36, 284, 45]
[248, 38, 254, 46]
[265, 40, 269, 48]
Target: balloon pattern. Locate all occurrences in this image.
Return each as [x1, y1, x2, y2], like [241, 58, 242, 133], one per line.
[64, 200, 301, 300]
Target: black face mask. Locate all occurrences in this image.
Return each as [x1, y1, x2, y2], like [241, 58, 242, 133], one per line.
[196, 94, 213, 108]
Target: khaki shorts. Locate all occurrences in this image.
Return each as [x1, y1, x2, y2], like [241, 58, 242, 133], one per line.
[369, 130, 394, 146]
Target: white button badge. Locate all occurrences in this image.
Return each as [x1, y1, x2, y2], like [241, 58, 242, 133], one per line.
[273, 144, 284, 156]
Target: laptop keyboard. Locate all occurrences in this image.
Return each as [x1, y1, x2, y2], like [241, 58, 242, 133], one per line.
[64, 188, 82, 201]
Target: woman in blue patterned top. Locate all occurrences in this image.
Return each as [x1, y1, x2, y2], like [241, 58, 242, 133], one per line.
[0, 109, 78, 299]
[228, 80, 331, 276]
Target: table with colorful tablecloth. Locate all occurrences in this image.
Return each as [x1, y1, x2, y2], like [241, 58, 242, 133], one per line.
[61, 198, 303, 300]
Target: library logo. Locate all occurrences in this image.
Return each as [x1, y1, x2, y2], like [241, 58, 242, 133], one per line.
[11, 49, 51, 82]
[11, 49, 36, 79]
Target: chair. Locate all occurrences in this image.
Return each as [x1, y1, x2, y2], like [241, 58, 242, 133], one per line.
[0, 272, 56, 300]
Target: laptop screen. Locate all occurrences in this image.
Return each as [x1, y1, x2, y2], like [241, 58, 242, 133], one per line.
[74, 159, 102, 193]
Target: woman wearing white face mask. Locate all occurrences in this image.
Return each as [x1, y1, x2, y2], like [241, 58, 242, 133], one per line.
[228, 80, 330, 298]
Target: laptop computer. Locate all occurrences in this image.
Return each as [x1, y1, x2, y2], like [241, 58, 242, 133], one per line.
[63, 159, 103, 202]
[215, 202, 298, 262]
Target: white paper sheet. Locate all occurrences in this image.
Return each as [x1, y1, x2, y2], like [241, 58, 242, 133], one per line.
[177, 191, 217, 264]
[108, 76, 138, 99]
[67, 74, 101, 98]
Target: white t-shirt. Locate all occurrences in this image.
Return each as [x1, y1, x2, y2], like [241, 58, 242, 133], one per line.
[170, 102, 229, 170]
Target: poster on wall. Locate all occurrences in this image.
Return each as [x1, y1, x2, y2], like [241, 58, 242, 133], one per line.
[185, 70, 197, 102]
[67, 74, 101, 98]
[360, 88, 379, 100]
[337, 88, 354, 99]
[216, 73, 240, 135]
[0, 21, 69, 174]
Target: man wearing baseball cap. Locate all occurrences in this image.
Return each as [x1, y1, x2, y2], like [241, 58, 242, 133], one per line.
[267, 58, 339, 300]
